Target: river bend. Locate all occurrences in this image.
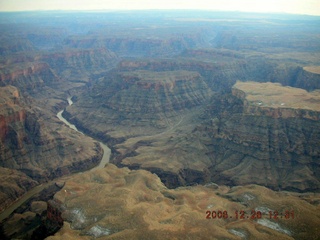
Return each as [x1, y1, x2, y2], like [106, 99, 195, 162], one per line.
[0, 97, 111, 222]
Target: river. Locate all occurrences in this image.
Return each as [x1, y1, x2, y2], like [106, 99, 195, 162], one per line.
[58, 97, 111, 170]
[0, 97, 111, 222]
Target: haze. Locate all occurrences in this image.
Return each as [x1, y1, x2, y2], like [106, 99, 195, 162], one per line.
[0, 0, 320, 16]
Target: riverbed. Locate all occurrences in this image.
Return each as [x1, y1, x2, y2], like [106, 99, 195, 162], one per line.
[0, 97, 111, 222]
[57, 97, 111, 170]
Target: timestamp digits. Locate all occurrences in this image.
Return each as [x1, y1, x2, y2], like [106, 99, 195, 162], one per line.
[206, 210, 294, 220]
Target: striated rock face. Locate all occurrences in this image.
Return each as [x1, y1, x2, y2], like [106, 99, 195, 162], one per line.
[110, 82, 320, 192]
[232, 81, 320, 120]
[201, 82, 320, 192]
[118, 55, 250, 92]
[0, 38, 34, 55]
[0, 86, 27, 143]
[66, 54, 320, 192]
[65, 68, 213, 141]
[47, 200, 64, 229]
[0, 167, 37, 212]
[62, 34, 205, 57]
[297, 67, 320, 91]
[105, 70, 211, 113]
[37, 48, 119, 83]
[0, 47, 118, 97]
[0, 86, 103, 209]
[118, 49, 320, 92]
[47, 164, 320, 240]
[0, 62, 59, 93]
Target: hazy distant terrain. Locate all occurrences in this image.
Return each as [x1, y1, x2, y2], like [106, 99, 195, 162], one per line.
[0, 11, 319, 239]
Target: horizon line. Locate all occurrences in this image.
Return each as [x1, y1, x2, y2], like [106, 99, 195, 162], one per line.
[0, 9, 319, 17]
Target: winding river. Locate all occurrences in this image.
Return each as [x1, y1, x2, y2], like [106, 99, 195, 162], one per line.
[0, 97, 111, 222]
[57, 97, 111, 170]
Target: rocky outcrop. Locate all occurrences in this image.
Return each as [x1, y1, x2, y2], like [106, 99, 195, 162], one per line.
[296, 67, 320, 91]
[46, 164, 320, 240]
[119, 49, 320, 93]
[0, 167, 37, 212]
[105, 70, 211, 113]
[0, 86, 103, 209]
[118, 56, 249, 92]
[65, 56, 320, 192]
[0, 62, 59, 93]
[62, 34, 205, 57]
[47, 200, 64, 230]
[232, 81, 320, 120]
[110, 82, 320, 192]
[65, 69, 213, 142]
[200, 83, 320, 192]
[117, 51, 312, 94]
[37, 48, 119, 83]
[0, 38, 34, 55]
[212, 24, 320, 52]
[0, 47, 118, 97]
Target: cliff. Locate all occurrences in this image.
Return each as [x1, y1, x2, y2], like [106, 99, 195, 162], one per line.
[296, 66, 320, 91]
[64, 69, 213, 141]
[37, 48, 119, 83]
[0, 167, 37, 212]
[0, 62, 59, 93]
[117, 50, 317, 93]
[0, 38, 34, 55]
[0, 86, 103, 210]
[64, 55, 320, 192]
[201, 82, 320, 192]
[232, 81, 320, 120]
[109, 81, 320, 192]
[62, 34, 205, 57]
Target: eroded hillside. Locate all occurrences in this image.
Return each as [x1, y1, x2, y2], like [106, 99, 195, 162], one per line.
[0, 10, 320, 240]
[46, 164, 320, 240]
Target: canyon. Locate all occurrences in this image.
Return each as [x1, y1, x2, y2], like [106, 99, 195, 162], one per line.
[0, 10, 319, 239]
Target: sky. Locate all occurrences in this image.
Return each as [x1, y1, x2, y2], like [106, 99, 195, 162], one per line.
[0, 0, 319, 16]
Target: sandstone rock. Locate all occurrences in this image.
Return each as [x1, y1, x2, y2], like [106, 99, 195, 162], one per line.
[62, 34, 204, 57]
[0, 209, 47, 239]
[55, 181, 65, 189]
[111, 82, 320, 192]
[31, 201, 47, 215]
[297, 66, 320, 91]
[37, 48, 119, 84]
[0, 167, 38, 212]
[0, 86, 103, 209]
[46, 164, 320, 240]
[202, 84, 320, 191]
[65, 68, 213, 142]
[0, 62, 59, 93]
[232, 81, 320, 120]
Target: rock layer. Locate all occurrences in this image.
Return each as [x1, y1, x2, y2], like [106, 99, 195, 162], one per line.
[232, 81, 320, 120]
[0, 167, 37, 212]
[0, 62, 59, 93]
[0, 86, 103, 209]
[110, 82, 320, 192]
[65, 69, 213, 141]
[37, 48, 119, 84]
[203, 83, 320, 191]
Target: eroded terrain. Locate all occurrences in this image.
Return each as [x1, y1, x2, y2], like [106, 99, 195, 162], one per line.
[47, 164, 320, 240]
[0, 10, 320, 239]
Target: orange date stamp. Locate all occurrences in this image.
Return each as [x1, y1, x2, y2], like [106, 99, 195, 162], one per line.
[206, 210, 295, 220]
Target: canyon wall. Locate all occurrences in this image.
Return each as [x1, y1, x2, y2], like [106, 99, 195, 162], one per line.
[64, 68, 213, 142]
[0, 86, 103, 209]
[203, 83, 320, 192]
[0, 62, 59, 93]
